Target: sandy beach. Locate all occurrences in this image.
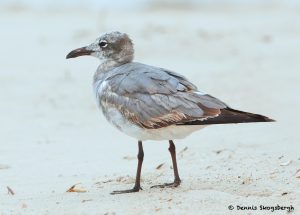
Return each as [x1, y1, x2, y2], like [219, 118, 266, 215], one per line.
[0, 1, 300, 214]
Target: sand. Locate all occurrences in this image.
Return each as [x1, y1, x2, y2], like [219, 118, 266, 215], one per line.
[0, 2, 300, 215]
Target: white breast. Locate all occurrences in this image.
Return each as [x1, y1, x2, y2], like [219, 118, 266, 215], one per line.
[102, 106, 206, 141]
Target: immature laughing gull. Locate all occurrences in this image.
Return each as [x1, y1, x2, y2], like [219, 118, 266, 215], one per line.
[66, 31, 274, 194]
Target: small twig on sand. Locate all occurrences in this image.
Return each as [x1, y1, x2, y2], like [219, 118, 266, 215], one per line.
[156, 163, 164, 170]
[178, 147, 188, 155]
[7, 186, 15, 195]
[293, 169, 300, 176]
[102, 179, 113, 183]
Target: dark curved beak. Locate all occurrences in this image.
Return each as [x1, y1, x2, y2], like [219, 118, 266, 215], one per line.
[66, 46, 94, 59]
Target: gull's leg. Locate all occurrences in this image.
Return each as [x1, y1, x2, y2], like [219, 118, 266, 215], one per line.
[151, 140, 181, 188]
[111, 140, 144, 194]
[169, 140, 181, 186]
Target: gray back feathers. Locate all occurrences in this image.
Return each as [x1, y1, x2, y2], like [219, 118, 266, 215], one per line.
[95, 62, 228, 129]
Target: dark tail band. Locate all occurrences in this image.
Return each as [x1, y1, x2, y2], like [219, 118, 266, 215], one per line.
[179, 108, 275, 126]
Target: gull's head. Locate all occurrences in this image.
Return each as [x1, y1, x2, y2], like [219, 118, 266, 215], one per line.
[66, 31, 134, 63]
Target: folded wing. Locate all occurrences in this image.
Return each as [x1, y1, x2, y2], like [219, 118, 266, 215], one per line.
[98, 63, 273, 129]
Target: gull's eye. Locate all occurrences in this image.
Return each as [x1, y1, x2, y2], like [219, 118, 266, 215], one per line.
[99, 40, 108, 48]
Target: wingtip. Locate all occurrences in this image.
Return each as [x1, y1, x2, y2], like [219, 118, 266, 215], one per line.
[266, 118, 276, 122]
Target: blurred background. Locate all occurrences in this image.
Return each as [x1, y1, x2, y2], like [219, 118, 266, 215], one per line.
[0, 0, 299, 214]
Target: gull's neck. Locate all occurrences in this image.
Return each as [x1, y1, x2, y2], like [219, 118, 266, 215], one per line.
[93, 59, 127, 82]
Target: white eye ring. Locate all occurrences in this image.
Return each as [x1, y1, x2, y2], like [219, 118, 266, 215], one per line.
[99, 40, 108, 48]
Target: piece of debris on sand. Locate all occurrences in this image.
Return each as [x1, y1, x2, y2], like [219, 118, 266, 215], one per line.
[0, 164, 10, 170]
[178, 147, 188, 156]
[280, 160, 292, 166]
[102, 179, 113, 184]
[7, 186, 15, 195]
[123, 156, 136, 160]
[156, 163, 164, 170]
[214, 149, 225, 154]
[66, 183, 87, 193]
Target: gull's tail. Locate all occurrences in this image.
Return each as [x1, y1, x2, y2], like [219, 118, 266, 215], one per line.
[180, 108, 275, 125]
